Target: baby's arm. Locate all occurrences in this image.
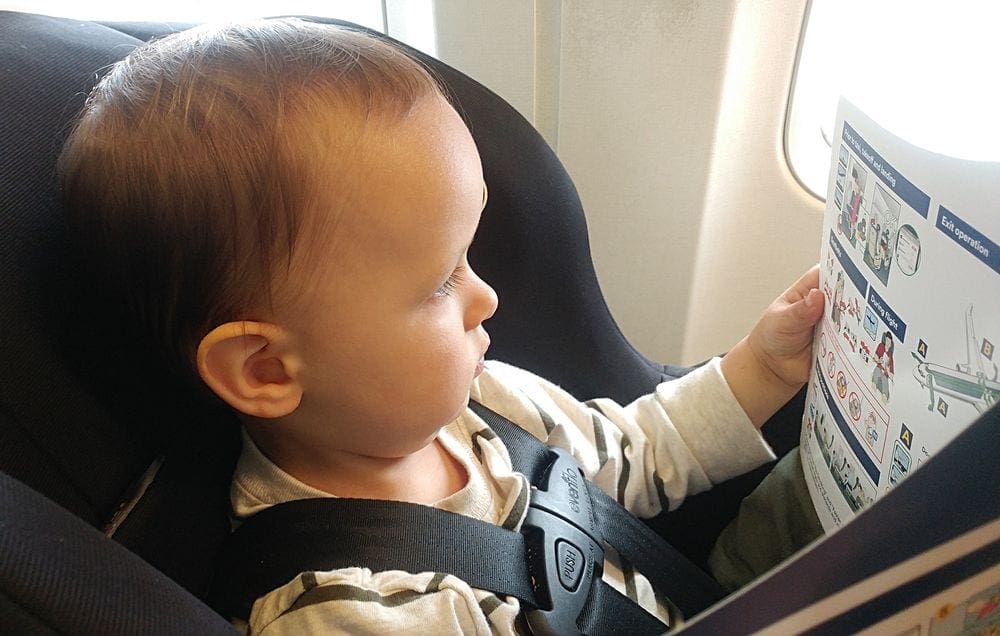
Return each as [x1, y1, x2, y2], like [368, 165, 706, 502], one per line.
[476, 358, 776, 516]
[720, 266, 824, 427]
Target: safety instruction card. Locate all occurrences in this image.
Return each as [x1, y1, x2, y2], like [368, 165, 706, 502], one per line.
[800, 99, 999, 531]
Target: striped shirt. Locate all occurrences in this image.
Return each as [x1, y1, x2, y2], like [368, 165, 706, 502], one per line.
[232, 358, 774, 634]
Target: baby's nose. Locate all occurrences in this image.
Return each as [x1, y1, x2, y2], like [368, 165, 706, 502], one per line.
[467, 269, 498, 329]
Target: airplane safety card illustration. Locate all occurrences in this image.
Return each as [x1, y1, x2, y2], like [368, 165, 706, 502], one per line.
[801, 99, 999, 531]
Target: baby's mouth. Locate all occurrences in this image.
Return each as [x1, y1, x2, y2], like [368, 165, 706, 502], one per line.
[475, 333, 490, 376]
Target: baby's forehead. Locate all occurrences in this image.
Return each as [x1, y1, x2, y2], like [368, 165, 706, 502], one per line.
[293, 96, 480, 261]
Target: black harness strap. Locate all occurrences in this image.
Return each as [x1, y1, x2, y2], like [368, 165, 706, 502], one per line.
[210, 401, 726, 633]
[211, 498, 666, 635]
[211, 498, 536, 621]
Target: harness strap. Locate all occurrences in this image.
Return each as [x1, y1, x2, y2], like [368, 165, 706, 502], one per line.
[210, 498, 536, 621]
[211, 495, 667, 634]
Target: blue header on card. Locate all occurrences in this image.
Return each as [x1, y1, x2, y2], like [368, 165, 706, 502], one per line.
[936, 206, 1000, 276]
[866, 287, 906, 344]
[829, 232, 869, 297]
[815, 361, 880, 484]
[842, 122, 930, 218]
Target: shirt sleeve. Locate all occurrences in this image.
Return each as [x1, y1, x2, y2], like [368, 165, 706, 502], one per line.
[471, 358, 776, 517]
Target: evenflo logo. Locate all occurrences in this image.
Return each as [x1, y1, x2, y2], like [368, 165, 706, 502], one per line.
[560, 467, 581, 513]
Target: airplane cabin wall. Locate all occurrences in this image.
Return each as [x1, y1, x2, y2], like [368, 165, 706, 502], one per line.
[433, 0, 826, 368]
[554, 1, 739, 366]
[679, 0, 825, 364]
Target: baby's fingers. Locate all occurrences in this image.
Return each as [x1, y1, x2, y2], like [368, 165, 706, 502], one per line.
[772, 286, 823, 340]
[784, 264, 821, 304]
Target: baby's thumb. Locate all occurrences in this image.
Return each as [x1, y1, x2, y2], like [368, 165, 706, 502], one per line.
[795, 288, 825, 327]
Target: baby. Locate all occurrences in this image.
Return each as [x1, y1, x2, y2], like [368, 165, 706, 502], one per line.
[60, 18, 824, 634]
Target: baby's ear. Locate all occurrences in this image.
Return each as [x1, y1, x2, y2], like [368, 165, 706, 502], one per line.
[196, 321, 303, 418]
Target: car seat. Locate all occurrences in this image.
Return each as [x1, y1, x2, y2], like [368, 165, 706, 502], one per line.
[0, 11, 801, 631]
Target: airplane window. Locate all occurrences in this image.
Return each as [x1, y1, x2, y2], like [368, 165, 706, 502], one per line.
[786, 1, 1000, 200]
[0, 1, 437, 56]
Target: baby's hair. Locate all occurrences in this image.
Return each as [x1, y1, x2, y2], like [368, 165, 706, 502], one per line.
[60, 18, 445, 382]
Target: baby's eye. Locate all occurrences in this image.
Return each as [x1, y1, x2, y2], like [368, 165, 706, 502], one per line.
[434, 265, 466, 297]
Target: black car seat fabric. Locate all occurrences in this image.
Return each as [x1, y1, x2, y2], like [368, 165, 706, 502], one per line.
[0, 10, 799, 628]
[0, 12, 241, 600]
[0, 471, 237, 634]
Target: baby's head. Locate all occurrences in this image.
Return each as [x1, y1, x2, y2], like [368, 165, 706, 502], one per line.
[61, 19, 497, 459]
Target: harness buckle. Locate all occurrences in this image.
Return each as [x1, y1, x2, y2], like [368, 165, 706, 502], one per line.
[521, 448, 604, 636]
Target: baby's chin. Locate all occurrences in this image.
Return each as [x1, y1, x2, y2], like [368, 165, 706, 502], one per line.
[446, 393, 472, 425]
[436, 361, 486, 425]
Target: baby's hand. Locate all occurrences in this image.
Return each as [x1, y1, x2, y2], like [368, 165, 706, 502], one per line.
[748, 265, 825, 387]
[721, 266, 824, 427]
